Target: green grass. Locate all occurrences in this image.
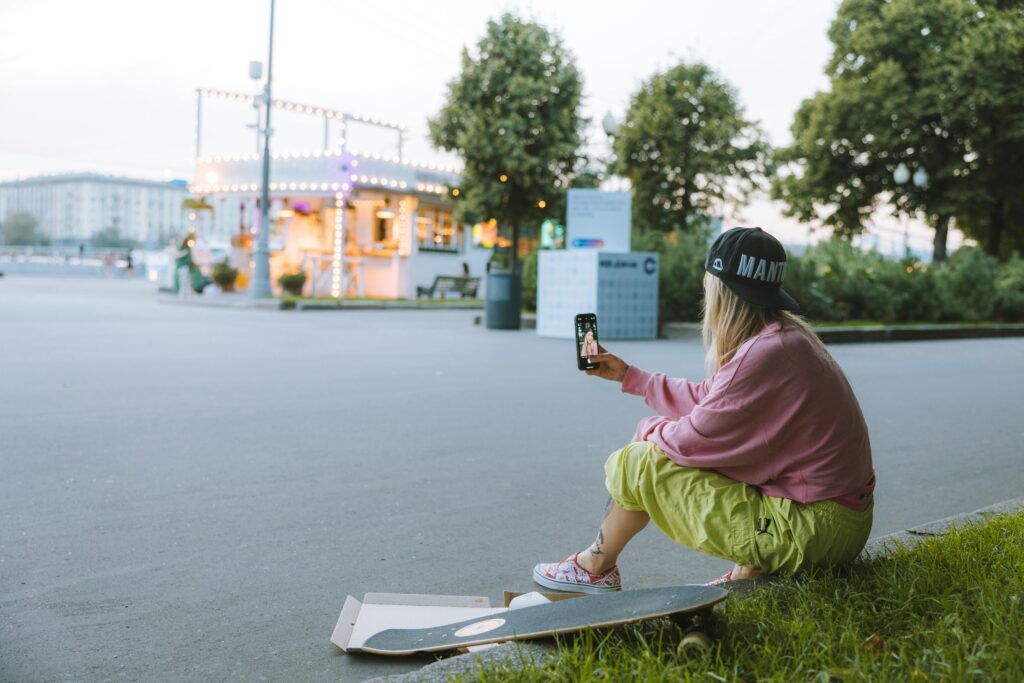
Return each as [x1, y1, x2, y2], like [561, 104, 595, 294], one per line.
[455, 511, 1024, 682]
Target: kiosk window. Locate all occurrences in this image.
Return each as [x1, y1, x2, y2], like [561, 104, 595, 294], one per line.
[416, 208, 459, 251]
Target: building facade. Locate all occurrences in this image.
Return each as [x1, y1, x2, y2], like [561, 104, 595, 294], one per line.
[0, 173, 189, 244]
[190, 88, 496, 298]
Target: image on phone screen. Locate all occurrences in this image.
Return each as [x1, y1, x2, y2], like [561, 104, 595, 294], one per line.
[575, 313, 600, 371]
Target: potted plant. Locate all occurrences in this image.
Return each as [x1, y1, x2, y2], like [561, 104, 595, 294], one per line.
[212, 258, 239, 292]
[278, 271, 307, 296]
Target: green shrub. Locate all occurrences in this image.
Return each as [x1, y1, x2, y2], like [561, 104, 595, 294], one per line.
[211, 258, 238, 290]
[801, 240, 904, 322]
[277, 271, 307, 296]
[521, 248, 539, 312]
[934, 247, 999, 322]
[522, 230, 1020, 324]
[993, 252, 1024, 322]
[892, 264, 942, 323]
[633, 228, 710, 324]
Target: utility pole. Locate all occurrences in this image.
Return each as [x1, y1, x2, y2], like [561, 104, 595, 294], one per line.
[251, 0, 276, 299]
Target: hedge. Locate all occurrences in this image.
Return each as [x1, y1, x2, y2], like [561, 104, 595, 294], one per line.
[523, 233, 1024, 324]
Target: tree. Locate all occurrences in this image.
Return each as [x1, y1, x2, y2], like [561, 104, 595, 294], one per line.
[429, 13, 587, 280]
[612, 62, 770, 234]
[773, 0, 1024, 261]
[0, 212, 49, 246]
[943, 6, 1024, 258]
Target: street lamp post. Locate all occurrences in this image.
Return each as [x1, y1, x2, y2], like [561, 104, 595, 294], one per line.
[251, 0, 276, 299]
[893, 162, 928, 257]
[247, 61, 263, 155]
[602, 111, 622, 191]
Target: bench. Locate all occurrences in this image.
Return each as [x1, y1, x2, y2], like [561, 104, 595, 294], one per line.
[416, 275, 480, 299]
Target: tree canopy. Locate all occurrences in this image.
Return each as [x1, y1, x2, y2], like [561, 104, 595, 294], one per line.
[612, 61, 770, 234]
[429, 13, 587, 268]
[773, 0, 1024, 260]
[0, 212, 48, 246]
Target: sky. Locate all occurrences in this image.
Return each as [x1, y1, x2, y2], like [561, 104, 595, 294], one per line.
[0, 0, 956, 251]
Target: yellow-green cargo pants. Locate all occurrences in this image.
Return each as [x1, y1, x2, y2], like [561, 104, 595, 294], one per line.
[605, 441, 873, 574]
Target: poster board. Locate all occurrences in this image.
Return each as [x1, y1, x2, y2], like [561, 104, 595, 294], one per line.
[566, 190, 631, 252]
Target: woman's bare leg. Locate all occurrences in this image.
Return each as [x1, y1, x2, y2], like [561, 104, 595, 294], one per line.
[575, 499, 650, 574]
[730, 564, 763, 580]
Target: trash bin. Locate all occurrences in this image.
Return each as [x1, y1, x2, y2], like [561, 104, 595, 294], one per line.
[485, 272, 522, 330]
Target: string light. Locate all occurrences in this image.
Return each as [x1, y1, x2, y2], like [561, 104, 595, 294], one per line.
[195, 176, 430, 195]
[397, 198, 412, 256]
[193, 148, 462, 175]
[499, 174, 508, 183]
[195, 88, 406, 132]
[331, 191, 345, 298]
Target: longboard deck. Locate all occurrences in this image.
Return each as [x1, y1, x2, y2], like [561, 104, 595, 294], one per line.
[360, 585, 727, 655]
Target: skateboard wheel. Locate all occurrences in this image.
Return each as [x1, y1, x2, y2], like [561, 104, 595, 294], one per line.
[677, 631, 712, 657]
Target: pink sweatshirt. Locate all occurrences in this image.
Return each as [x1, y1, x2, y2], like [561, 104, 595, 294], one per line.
[623, 321, 875, 511]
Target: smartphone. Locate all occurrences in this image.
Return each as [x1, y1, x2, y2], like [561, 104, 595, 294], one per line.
[575, 313, 600, 371]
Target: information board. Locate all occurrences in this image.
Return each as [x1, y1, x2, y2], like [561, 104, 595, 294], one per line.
[566, 190, 631, 252]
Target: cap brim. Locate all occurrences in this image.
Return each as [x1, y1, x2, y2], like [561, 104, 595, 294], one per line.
[721, 278, 801, 314]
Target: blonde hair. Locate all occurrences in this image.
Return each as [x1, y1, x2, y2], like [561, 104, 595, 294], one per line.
[701, 272, 828, 375]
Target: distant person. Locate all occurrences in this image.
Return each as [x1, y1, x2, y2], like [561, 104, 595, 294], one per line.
[533, 227, 875, 593]
[124, 250, 134, 274]
[103, 251, 116, 276]
[174, 235, 195, 295]
[78, 243, 85, 259]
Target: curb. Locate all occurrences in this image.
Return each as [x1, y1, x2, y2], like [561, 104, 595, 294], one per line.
[661, 322, 1024, 344]
[814, 324, 1024, 344]
[362, 496, 1024, 683]
[156, 295, 283, 311]
[156, 294, 483, 312]
[859, 495, 1024, 558]
[295, 299, 482, 311]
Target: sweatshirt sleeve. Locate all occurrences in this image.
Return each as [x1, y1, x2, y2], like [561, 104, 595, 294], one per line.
[636, 395, 769, 471]
[621, 366, 711, 420]
[632, 343, 773, 471]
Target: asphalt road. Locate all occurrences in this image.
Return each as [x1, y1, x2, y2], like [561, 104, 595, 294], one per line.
[2, 276, 1022, 683]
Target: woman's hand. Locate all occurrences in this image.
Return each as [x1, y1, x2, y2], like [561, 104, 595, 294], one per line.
[585, 347, 629, 383]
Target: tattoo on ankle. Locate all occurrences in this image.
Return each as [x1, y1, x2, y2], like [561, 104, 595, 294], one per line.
[589, 528, 606, 555]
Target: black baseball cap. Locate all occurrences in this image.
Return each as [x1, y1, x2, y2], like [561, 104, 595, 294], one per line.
[704, 227, 800, 312]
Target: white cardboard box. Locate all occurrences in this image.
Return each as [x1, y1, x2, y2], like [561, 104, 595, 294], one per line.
[331, 593, 504, 653]
[332, 591, 584, 654]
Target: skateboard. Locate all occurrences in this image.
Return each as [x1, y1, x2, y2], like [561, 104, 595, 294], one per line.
[359, 585, 728, 656]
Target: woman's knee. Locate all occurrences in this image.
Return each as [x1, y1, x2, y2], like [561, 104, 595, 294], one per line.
[604, 442, 658, 512]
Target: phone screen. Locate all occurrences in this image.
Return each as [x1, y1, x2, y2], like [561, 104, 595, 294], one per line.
[575, 313, 600, 371]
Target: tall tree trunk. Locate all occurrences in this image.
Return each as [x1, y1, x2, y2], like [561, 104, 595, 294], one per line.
[986, 198, 1005, 257]
[932, 214, 949, 264]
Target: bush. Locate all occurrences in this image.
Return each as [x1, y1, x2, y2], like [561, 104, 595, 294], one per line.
[633, 228, 711, 324]
[994, 252, 1024, 322]
[797, 240, 906, 322]
[523, 231, 1022, 324]
[934, 247, 999, 322]
[212, 258, 238, 291]
[521, 248, 539, 312]
[277, 271, 307, 296]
